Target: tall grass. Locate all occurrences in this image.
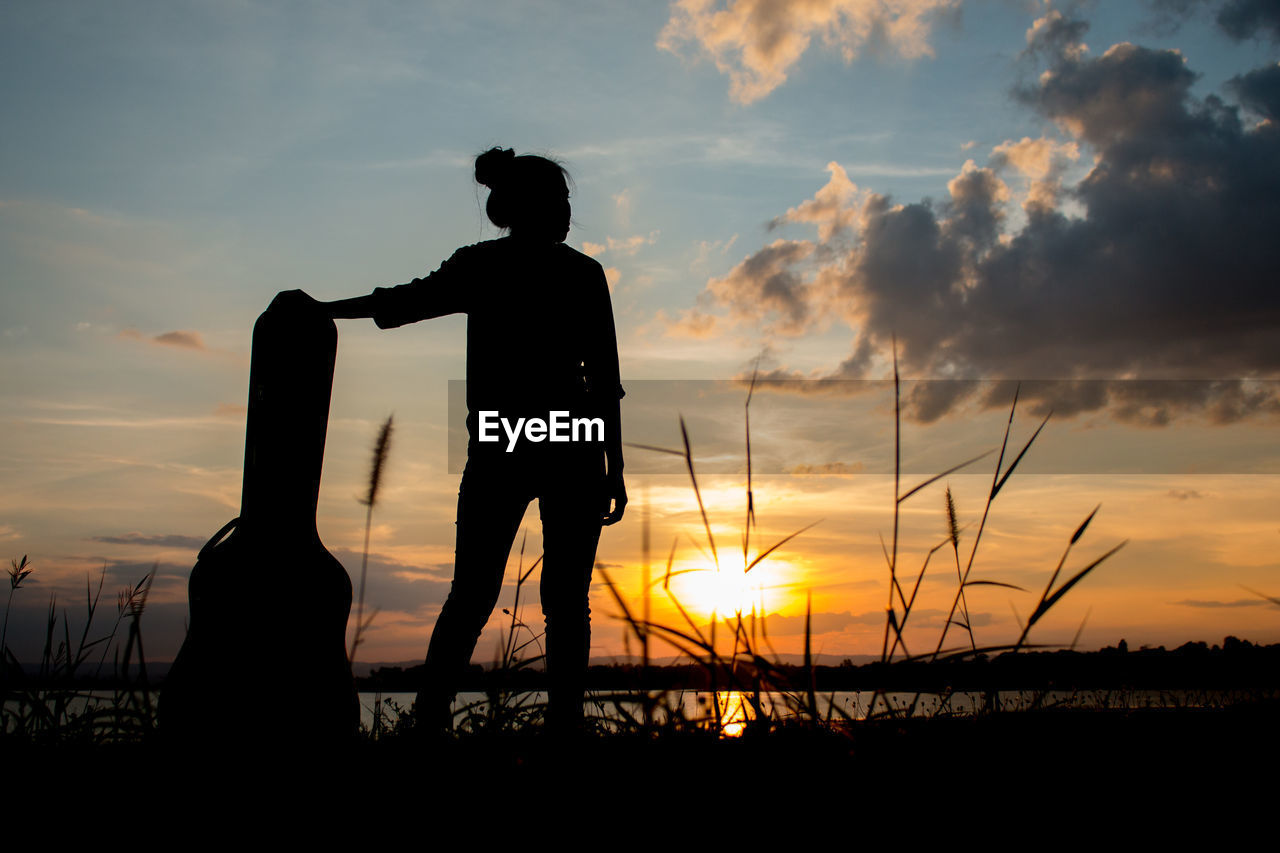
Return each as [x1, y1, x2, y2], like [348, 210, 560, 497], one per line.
[350, 414, 394, 663]
[1, 559, 157, 744]
[606, 350, 1127, 734]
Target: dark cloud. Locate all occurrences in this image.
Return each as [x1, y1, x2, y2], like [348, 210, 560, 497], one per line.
[729, 374, 1279, 427]
[88, 532, 206, 549]
[707, 239, 816, 334]
[330, 548, 453, 611]
[944, 164, 1009, 248]
[905, 379, 982, 424]
[95, 558, 191, 581]
[1216, 0, 1280, 40]
[1145, 0, 1280, 41]
[695, 18, 1280, 424]
[1229, 63, 1280, 121]
[1004, 380, 1280, 425]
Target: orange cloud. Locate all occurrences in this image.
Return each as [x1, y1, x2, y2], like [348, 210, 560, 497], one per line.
[990, 136, 1080, 209]
[213, 402, 248, 418]
[770, 161, 861, 242]
[653, 306, 723, 339]
[584, 232, 660, 258]
[658, 0, 959, 103]
[120, 328, 206, 350]
[153, 330, 205, 349]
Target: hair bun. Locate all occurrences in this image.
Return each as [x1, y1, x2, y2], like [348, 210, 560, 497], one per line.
[475, 147, 516, 189]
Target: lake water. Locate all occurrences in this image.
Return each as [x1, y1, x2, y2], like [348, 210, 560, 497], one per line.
[5, 686, 1255, 738]
[358, 687, 1253, 736]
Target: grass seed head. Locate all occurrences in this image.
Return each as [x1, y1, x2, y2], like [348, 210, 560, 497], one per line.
[362, 415, 395, 508]
[8, 555, 32, 590]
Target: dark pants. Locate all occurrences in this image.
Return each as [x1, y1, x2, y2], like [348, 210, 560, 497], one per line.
[416, 448, 604, 731]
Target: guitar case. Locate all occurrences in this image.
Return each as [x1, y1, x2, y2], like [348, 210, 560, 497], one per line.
[160, 292, 360, 747]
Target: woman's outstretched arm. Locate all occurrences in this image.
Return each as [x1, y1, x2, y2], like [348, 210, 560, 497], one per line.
[323, 294, 376, 319]
[317, 246, 475, 326]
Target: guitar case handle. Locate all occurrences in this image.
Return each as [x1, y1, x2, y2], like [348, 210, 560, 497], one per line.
[198, 517, 239, 563]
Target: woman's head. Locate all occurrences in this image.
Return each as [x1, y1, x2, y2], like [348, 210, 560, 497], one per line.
[475, 147, 571, 242]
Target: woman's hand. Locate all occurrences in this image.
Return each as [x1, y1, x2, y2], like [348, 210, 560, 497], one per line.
[270, 289, 323, 313]
[600, 469, 627, 526]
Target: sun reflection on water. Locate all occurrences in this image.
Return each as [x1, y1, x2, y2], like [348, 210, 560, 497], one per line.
[693, 690, 756, 737]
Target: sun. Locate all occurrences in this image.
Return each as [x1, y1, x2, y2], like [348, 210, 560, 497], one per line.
[670, 563, 763, 618]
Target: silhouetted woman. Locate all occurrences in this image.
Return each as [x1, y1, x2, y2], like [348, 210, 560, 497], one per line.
[323, 147, 626, 733]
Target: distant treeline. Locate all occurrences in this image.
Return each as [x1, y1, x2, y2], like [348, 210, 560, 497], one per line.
[357, 637, 1280, 693]
[8, 636, 1275, 690]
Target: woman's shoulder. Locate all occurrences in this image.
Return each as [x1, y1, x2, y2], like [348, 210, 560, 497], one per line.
[450, 238, 605, 282]
[553, 242, 608, 277]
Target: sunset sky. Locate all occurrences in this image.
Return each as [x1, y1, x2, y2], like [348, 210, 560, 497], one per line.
[3, 0, 1278, 668]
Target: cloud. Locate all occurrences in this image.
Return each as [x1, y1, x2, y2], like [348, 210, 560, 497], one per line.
[88, 532, 207, 549]
[651, 306, 724, 339]
[990, 136, 1081, 209]
[762, 609, 886, 636]
[670, 17, 1280, 423]
[1166, 489, 1204, 500]
[613, 188, 632, 226]
[787, 461, 864, 474]
[769, 161, 862, 242]
[153, 330, 206, 349]
[1024, 9, 1089, 61]
[1228, 61, 1280, 121]
[94, 558, 192, 581]
[1171, 597, 1270, 608]
[584, 232, 660, 258]
[657, 0, 959, 103]
[693, 234, 739, 268]
[761, 608, 990, 635]
[1216, 0, 1280, 40]
[1146, 0, 1280, 42]
[329, 548, 453, 610]
[706, 238, 817, 335]
[120, 328, 206, 350]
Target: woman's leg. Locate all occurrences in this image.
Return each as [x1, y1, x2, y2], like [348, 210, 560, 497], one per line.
[416, 460, 533, 730]
[537, 461, 605, 732]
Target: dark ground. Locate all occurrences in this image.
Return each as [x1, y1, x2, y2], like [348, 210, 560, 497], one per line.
[8, 701, 1279, 821]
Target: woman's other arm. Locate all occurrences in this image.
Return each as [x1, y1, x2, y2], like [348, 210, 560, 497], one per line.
[585, 262, 627, 525]
[600, 392, 626, 526]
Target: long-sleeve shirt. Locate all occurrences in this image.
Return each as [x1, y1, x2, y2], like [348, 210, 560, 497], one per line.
[369, 236, 625, 465]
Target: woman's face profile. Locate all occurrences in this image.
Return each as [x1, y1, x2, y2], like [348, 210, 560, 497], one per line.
[555, 187, 571, 242]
